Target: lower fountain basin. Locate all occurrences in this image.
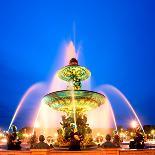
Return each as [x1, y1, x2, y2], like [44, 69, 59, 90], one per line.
[42, 90, 107, 113]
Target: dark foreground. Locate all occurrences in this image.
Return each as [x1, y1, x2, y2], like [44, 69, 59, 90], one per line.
[0, 148, 155, 155]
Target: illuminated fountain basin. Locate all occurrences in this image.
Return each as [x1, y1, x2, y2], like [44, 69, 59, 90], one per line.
[43, 90, 106, 113]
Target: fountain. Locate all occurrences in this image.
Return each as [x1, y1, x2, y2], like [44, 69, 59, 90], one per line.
[41, 58, 107, 148]
[6, 41, 146, 150]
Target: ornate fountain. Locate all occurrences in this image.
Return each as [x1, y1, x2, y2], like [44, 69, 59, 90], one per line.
[41, 58, 107, 147]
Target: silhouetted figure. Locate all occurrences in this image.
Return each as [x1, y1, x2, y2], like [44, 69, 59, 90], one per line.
[30, 131, 38, 149]
[33, 135, 50, 149]
[101, 134, 116, 148]
[113, 131, 121, 147]
[6, 125, 21, 150]
[69, 128, 81, 151]
[129, 131, 145, 149]
[6, 132, 13, 150]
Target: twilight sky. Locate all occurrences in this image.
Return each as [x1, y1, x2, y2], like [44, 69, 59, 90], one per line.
[0, 0, 155, 129]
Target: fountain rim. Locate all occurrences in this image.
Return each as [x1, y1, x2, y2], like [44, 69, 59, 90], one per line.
[42, 90, 106, 112]
[44, 89, 106, 98]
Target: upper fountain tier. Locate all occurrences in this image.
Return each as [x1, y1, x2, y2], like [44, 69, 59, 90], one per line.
[42, 58, 106, 113]
[57, 58, 91, 90]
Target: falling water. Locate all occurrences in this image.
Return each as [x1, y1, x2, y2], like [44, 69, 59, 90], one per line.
[52, 40, 78, 127]
[32, 100, 43, 133]
[33, 101, 63, 136]
[8, 82, 46, 131]
[87, 97, 117, 135]
[48, 41, 78, 92]
[83, 78, 91, 90]
[49, 74, 67, 92]
[97, 90, 117, 131]
[107, 98, 118, 131]
[61, 40, 78, 127]
[72, 92, 77, 128]
[99, 84, 144, 133]
[69, 81, 77, 128]
[32, 41, 79, 136]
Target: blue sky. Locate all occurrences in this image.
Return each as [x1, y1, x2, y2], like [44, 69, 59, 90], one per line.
[0, 0, 155, 129]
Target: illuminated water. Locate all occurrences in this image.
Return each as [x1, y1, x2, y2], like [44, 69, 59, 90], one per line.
[8, 40, 144, 138]
[32, 41, 78, 135]
[68, 81, 77, 128]
[97, 84, 144, 132]
[8, 82, 46, 131]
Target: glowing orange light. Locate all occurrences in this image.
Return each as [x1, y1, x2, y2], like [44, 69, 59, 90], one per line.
[34, 121, 40, 128]
[130, 120, 138, 128]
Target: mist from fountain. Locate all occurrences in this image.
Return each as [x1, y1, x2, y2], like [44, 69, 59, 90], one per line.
[8, 82, 46, 131]
[64, 41, 78, 66]
[69, 81, 77, 128]
[33, 41, 79, 135]
[86, 97, 117, 136]
[97, 84, 144, 132]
